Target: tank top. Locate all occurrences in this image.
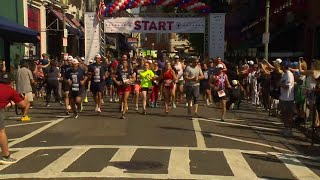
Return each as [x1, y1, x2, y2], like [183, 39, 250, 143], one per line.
[163, 70, 174, 87]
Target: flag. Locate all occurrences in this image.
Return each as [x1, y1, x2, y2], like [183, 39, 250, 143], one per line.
[97, 0, 105, 21]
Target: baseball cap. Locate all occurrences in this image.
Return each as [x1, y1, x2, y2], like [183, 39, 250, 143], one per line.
[95, 54, 101, 58]
[72, 59, 79, 64]
[80, 57, 85, 61]
[231, 80, 238, 86]
[248, 61, 254, 65]
[0, 72, 12, 84]
[174, 55, 180, 59]
[67, 56, 73, 61]
[273, 58, 282, 64]
[89, 59, 94, 63]
[216, 64, 224, 69]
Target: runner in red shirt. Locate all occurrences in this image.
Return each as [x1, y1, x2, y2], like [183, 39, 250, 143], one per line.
[0, 73, 27, 164]
[160, 61, 177, 114]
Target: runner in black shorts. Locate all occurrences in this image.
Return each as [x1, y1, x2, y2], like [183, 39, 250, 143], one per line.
[88, 54, 108, 113]
[65, 59, 87, 118]
[61, 56, 73, 114]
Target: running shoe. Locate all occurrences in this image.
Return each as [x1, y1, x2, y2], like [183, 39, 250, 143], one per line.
[101, 99, 104, 104]
[0, 155, 17, 165]
[173, 103, 177, 109]
[80, 103, 83, 112]
[21, 115, 31, 122]
[84, 97, 88, 103]
[73, 112, 79, 119]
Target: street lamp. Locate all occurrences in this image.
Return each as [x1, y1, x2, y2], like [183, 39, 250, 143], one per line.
[61, 0, 69, 54]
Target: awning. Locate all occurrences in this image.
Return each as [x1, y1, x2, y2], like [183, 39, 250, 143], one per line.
[50, 9, 82, 36]
[0, 16, 39, 43]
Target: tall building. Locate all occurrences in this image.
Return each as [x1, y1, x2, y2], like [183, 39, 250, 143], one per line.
[226, 0, 320, 59]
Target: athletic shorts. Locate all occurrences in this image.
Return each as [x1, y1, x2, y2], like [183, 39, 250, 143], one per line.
[69, 87, 85, 98]
[176, 80, 184, 85]
[141, 87, 151, 93]
[105, 78, 113, 86]
[0, 109, 5, 130]
[90, 82, 105, 95]
[134, 84, 141, 92]
[118, 86, 132, 96]
[185, 86, 200, 104]
[62, 81, 71, 92]
[21, 92, 33, 102]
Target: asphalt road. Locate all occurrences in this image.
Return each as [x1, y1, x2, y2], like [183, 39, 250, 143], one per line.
[1, 97, 320, 180]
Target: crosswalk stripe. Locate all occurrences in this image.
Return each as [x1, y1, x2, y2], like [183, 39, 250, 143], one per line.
[224, 150, 258, 179]
[275, 154, 320, 180]
[101, 147, 137, 175]
[192, 118, 206, 148]
[0, 149, 36, 171]
[38, 148, 89, 176]
[168, 148, 190, 178]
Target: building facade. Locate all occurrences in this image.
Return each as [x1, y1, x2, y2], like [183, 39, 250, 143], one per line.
[226, 0, 320, 59]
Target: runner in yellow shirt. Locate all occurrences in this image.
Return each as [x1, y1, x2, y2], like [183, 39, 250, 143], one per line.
[140, 62, 154, 114]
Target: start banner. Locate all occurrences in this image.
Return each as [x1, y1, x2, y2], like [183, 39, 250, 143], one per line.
[104, 17, 205, 33]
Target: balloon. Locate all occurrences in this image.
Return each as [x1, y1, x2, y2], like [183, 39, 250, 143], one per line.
[114, 1, 119, 6]
[118, 2, 122, 6]
[121, 4, 126, 9]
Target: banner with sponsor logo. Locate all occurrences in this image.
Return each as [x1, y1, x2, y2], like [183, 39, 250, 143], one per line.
[208, 13, 225, 60]
[104, 17, 205, 33]
[85, 12, 101, 65]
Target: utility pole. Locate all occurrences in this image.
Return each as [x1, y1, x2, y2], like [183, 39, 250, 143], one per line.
[264, 0, 270, 60]
[62, 0, 69, 53]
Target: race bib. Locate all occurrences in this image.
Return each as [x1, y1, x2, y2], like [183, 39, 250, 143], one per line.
[93, 67, 101, 83]
[218, 90, 226, 97]
[204, 72, 208, 79]
[71, 74, 79, 91]
[164, 79, 173, 87]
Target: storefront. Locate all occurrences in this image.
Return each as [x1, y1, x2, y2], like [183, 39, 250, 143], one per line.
[0, 16, 39, 72]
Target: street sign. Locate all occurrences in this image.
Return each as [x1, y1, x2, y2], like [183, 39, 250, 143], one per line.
[63, 38, 68, 46]
[263, 33, 270, 44]
[127, 38, 138, 43]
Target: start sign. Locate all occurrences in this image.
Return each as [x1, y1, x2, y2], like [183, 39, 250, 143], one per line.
[104, 17, 205, 33]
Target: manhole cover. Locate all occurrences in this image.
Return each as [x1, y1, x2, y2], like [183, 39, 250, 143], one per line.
[111, 161, 164, 170]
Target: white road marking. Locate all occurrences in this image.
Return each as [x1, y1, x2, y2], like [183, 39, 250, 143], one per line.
[168, 148, 190, 179]
[198, 118, 281, 132]
[101, 147, 137, 175]
[0, 146, 318, 180]
[274, 154, 320, 180]
[38, 148, 89, 176]
[210, 133, 293, 153]
[6, 120, 53, 128]
[192, 118, 206, 148]
[224, 150, 257, 179]
[0, 149, 36, 171]
[9, 145, 298, 156]
[8, 118, 65, 147]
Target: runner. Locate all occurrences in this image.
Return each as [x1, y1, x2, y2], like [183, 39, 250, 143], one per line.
[84, 59, 94, 103]
[16, 61, 35, 121]
[211, 64, 231, 121]
[174, 55, 184, 108]
[160, 61, 177, 114]
[133, 58, 144, 111]
[140, 61, 155, 114]
[44, 61, 63, 107]
[88, 54, 107, 113]
[150, 62, 161, 108]
[0, 72, 27, 164]
[200, 63, 212, 105]
[184, 57, 204, 118]
[66, 59, 87, 118]
[113, 59, 135, 119]
[61, 56, 73, 114]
